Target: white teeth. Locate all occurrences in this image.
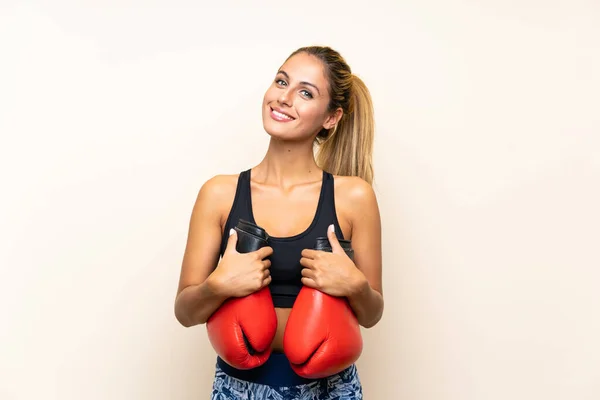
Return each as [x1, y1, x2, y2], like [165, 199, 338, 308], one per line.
[273, 109, 294, 120]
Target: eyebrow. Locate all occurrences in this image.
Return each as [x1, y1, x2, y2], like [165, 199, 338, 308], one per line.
[277, 70, 321, 95]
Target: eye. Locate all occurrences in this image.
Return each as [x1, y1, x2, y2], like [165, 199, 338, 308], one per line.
[275, 79, 287, 86]
[300, 89, 313, 99]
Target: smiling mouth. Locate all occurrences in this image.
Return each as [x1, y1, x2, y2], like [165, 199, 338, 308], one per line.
[270, 107, 295, 121]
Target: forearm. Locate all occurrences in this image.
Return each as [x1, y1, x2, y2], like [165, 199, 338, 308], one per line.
[174, 276, 229, 327]
[347, 278, 384, 329]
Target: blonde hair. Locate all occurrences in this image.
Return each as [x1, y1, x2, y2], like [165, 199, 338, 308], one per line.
[286, 46, 375, 185]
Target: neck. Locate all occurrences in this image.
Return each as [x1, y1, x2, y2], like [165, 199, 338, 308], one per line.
[253, 137, 322, 187]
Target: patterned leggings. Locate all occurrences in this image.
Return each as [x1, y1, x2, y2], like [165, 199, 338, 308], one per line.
[210, 362, 363, 400]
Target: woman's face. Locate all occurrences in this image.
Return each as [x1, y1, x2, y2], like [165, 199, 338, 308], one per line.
[262, 52, 337, 142]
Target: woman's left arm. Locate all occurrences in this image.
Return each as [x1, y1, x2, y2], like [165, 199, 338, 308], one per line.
[343, 179, 384, 328]
[299, 177, 384, 328]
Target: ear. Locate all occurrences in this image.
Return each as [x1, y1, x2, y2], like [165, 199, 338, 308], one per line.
[322, 107, 343, 130]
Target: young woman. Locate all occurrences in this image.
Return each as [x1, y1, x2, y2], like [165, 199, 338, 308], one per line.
[174, 45, 384, 399]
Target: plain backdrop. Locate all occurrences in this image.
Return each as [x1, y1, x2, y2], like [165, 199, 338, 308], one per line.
[1, 1, 599, 399]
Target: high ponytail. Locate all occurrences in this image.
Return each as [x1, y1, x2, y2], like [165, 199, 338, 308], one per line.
[286, 46, 375, 185]
[315, 75, 374, 185]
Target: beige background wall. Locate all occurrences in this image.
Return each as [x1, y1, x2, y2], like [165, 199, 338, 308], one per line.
[1, 1, 599, 399]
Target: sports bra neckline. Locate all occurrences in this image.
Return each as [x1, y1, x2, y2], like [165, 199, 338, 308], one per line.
[245, 168, 328, 242]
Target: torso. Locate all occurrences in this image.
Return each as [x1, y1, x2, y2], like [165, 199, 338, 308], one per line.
[214, 168, 356, 351]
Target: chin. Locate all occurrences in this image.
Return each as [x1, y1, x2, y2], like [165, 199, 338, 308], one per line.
[261, 107, 315, 142]
[262, 114, 293, 140]
[263, 124, 295, 140]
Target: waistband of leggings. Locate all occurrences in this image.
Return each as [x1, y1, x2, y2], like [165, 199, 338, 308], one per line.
[216, 352, 346, 387]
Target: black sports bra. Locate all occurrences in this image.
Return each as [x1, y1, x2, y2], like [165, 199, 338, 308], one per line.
[218, 169, 345, 308]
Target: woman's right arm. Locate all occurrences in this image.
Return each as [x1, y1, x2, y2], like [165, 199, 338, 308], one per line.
[174, 175, 273, 327]
[174, 176, 233, 327]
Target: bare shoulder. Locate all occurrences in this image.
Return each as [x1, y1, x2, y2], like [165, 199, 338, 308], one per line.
[332, 175, 380, 238]
[177, 173, 241, 296]
[194, 173, 240, 227]
[333, 175, 378, 210]
[198, 173, 239, 199]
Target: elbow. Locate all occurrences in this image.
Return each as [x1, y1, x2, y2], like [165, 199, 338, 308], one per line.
[359, 298, 384, 329]
[361, 319, 378, 329]
[173, 283, 221, 327]
[175, 307, 206, 328]
[174, 296, 204, 328]
[175, 312, 194, 328]
[360, 312, 383, 329]
[174, 304, 192, 327]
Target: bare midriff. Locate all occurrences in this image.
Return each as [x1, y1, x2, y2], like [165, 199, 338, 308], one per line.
[271, 307, 292, 351]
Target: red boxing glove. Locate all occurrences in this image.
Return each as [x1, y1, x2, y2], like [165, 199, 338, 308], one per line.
[206, 220, 277, 370]
[207, 287, 276, 369]
[283, 237, 363, 379]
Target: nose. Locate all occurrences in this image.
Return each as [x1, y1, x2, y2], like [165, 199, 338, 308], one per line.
[278, 88, 292, 107]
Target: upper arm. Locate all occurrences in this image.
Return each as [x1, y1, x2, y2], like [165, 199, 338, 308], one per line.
[176, 175, 235, 296]
[340, 178, 383, 295]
